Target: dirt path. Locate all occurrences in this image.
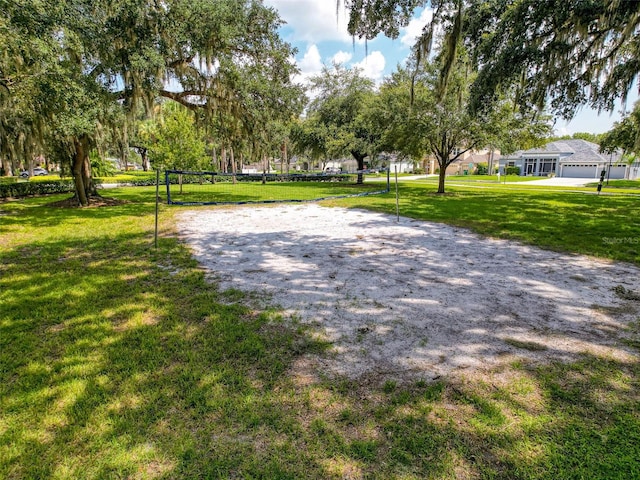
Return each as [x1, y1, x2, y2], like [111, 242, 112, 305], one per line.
[178, 204, 639, 382]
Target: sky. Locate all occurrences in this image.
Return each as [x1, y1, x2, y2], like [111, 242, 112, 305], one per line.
[263, 0, 637, 136]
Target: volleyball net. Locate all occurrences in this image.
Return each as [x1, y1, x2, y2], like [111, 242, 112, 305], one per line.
[164, 169, 390, 205]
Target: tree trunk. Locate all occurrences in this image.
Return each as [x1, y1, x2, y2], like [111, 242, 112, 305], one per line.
[281, 141, 287, 174]
[230, 146, 236, 184]
[262, 154, 267, 184]
[1, 156, 11, 176]
[141, 148, 150, 171]
[351, 151, 367, 184]
[72, 136, 90, 206]
[437, 163, 447, 193]
[220, 147, 227, 173]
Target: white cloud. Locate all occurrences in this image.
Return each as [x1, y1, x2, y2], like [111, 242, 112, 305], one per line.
[264, 0, 355, 43]
[298, 44, 323, 76]
[400, 8, 434, 47]
[352, 51, 386, 83]
[292, 44, 324, 86]
[331, 50, 353, 65]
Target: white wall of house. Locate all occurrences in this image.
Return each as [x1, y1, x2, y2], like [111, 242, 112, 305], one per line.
[499, 157, 524, 174]
[389, 161, 414, 173]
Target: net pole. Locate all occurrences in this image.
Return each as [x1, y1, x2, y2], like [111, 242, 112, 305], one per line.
[165, 170, 172, 204]
[395, 166, 399, 222]
[154, 169, 160, 248]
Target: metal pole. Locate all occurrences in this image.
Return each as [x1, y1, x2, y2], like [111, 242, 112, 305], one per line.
[395, 166, 399, 223]
[155, 169, 160, 249]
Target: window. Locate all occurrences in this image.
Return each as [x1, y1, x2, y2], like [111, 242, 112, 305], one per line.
[540, 159, 556, 173]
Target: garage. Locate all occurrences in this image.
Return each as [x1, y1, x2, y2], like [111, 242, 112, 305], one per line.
[561, 164, 598, 178]
[607, 165, 627, 179]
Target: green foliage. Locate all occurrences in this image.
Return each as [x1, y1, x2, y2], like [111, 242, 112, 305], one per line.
[298, 65, 379, 170]
[89, 152, 118, 177]
[600, 102, 640, 163]
[146, 102, 208, 171]
[0, 180, 77, 198]
[345, 1, 640, 119]
[505, 166, 520, 175]
[2, 0, 303, 204]
[474, 163, 488, 175]
[571, 132, 603, 144]
[376, 52, 488, 193]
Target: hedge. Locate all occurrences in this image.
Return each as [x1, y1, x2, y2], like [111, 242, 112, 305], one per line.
[0, 179, 101, 198]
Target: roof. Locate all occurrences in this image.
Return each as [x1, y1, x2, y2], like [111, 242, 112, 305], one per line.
[502, 139, 621, 163]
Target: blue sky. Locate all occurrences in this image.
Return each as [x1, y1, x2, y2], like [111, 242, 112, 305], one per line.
[264, 0, 636, 136]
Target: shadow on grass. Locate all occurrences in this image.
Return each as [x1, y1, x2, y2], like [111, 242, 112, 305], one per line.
[1, 191, 639, 479]
[0, 213, 329, 478]
[342, 183, 640, 265]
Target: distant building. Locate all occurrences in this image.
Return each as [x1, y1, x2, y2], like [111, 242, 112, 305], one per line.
[420, 148, 498, 175]
[499, 139, 638, 179]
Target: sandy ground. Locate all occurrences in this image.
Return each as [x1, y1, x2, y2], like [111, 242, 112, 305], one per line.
[177, 204, 640, 382]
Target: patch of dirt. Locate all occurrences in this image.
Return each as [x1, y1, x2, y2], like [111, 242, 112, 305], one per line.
[178, 204, 640, 383]
[47, 196, 128, 208]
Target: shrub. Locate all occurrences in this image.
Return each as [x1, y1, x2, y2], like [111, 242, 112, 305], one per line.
[475, 163, 489, 175]
[0, 177, 18, 185]
[506, 166, 521, 175]
[0, 179, 101, 198]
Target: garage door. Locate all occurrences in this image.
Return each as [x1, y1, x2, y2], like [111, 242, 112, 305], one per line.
[561, 165, 598, 178]
[608, 165, 627, 179]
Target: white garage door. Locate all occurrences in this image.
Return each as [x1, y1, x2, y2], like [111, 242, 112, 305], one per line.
[561, 165, 598, 178]
[608, 165, 627, 179]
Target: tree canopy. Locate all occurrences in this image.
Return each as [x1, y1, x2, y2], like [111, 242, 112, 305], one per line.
[344, 0, 640, 119]
[296, 65, 380, 181]
[1, 0, 303, 204]
[600, 102, 640, 157]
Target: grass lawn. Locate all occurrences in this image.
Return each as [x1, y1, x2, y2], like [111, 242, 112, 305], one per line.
[341, 181, 640, 265]
[420, 174, 543, 183]
[167, 180, 386, 204]
[1, 183, 639, 479]
[584, 179, 640, 189]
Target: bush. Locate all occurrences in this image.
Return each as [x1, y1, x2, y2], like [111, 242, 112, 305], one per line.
[506, 166, 521, 175]
[0, 179, 101, 198]
[475, 163, 489, 175]
[0, 177, 18, 185]
[90, 151, 118, 177]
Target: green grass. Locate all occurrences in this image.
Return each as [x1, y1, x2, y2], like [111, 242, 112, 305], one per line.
[1, 184, 639, 479]
[421, 174, 543, 183]
[339, 181, 640, 264]
[168, 180, 386, 204]
[585, 179, 640, 189]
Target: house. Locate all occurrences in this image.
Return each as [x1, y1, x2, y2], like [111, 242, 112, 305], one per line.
[499, 139, 636, 179]
[418, 148, 498, 175]
[442, 149, 499, 175]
